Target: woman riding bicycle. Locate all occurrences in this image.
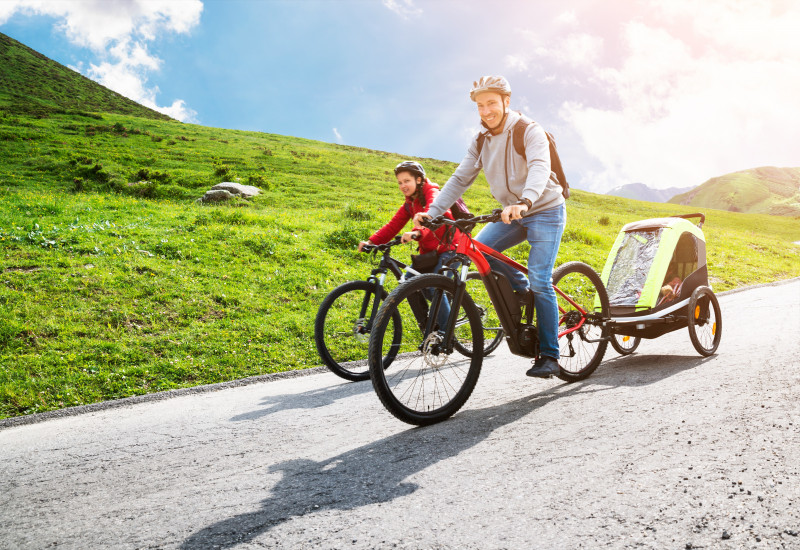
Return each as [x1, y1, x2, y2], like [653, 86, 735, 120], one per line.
[358, 160, 458, 328]
[358, 161, 457, 274]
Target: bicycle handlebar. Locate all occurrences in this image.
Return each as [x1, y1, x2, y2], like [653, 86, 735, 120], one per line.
[360, 235, 403, 254]
[418, 209, 504, 233]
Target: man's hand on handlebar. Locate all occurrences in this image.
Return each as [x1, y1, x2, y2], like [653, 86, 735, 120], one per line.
[357, 240, 372, 252]
[501, 204, 528, 224]
[413, 212, 431, 225]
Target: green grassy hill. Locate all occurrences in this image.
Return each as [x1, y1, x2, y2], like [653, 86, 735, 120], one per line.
[0, 32, 169, 120]
[1, 33, 799, 419]
[669, 167, 800, 216]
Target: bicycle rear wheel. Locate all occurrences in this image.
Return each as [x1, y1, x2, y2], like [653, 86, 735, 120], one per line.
[314, 280, 401, 382]
[453, 271, 505, 357]
[369, 274, 484, 425]
[552, 261, 610, 382]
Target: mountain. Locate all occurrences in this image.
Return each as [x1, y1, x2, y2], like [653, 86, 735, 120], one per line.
[606, 183, 695, 203]
[668, 167, 800, 216]
[0, 32, 169, 120]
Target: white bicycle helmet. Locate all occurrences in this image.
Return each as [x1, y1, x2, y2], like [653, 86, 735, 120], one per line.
[469, 75, 512, 101]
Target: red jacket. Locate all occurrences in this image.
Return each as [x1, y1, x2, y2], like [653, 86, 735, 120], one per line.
[369, 180, 456, 255]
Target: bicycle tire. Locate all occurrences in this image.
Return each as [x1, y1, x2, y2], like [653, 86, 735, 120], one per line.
[369, 274, 484, 425]
[452, 272, 505, 357]
[610, 333, 641, 355]
[314, 280, 401, 382]
[552, 261, 610, 382]
[687, 286, 722, 356]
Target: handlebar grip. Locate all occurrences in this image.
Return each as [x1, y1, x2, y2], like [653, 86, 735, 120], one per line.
[419, 215, 446, 228]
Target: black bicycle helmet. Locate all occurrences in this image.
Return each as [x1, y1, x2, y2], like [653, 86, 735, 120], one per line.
[394, 160, 426, 180]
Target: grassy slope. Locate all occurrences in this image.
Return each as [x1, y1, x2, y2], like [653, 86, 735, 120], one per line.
[0, 32, 169, 121]
[669, 167, 800, 216]
[1, 32, 799, 418]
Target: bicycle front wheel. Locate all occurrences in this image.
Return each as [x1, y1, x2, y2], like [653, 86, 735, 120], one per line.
[552, 261, 610, 382]
[369, 274, 484, 426]
[314, 280, 401, 382]
[452, 272, 505, 357]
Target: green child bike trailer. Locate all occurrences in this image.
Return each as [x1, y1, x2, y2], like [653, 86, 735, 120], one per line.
[598, 213, 722, 355]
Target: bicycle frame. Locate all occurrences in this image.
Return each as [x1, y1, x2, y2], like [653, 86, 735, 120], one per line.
[428, 217, 593, 359]
[360, 238, 429, 334]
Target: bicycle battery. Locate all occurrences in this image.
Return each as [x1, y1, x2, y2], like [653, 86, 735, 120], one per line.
[491, 272, 522, 326]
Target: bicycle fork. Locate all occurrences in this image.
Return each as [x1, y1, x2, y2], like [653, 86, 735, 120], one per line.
[425, 263, 472, 355]
[359, 273, 386, 334]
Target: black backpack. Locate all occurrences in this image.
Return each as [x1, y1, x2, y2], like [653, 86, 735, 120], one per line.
[476, 112, 570, 199]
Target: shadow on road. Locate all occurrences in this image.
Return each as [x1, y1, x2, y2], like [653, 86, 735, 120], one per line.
[232, 351, 712, 423]
[593, 353, 715, 387]
[228, 376, 376, 422]
[182, 382, 585, 549]
[185, 352, 715, 548]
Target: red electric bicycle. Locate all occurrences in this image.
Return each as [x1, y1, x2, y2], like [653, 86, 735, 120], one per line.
[367, 209, 610, 425]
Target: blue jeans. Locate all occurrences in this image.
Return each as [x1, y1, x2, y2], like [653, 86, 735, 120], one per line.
[406, 251, 457, 331]
[474, 204, 566, 359]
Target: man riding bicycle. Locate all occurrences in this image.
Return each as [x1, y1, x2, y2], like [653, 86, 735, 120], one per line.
[415, 75, 566, 378]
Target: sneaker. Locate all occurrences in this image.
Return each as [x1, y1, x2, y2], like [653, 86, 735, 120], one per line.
[526, 356, 561, 378]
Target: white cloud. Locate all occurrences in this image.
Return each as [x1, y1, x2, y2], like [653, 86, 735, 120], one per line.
[555, 1, 800, 191]
[382, 0, 422, 18]
[555, 9, 577, 27]
[505, 54, 529, 72]
[333, 128, 343, 143]
[1, 0, 203, 122]
[505, 26, 602, 77]
[158, 99, 197, 122]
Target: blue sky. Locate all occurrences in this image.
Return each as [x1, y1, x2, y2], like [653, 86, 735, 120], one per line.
[2, 0, 799, 193]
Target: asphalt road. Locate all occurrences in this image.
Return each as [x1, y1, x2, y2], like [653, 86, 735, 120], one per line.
[1, 280, 799, 549]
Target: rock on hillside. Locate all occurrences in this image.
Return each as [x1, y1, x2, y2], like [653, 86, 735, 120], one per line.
[669, 166, 800, 216]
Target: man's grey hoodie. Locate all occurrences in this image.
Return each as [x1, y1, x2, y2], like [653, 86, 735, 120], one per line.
[426, 110, 565, 218]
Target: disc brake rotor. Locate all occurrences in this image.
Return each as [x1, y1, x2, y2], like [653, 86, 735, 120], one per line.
[421, 331, 448, 368]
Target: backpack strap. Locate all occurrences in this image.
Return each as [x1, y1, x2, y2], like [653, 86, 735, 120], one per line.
[474, 112, 570, 199]
[475, 113, 531, 159]
[512, 112, 570, 199]
[513, 114, 532, 160]
[475, 130, 490, 157]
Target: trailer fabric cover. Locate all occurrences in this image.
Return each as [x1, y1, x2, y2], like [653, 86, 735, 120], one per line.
[600, 218, 706, 311]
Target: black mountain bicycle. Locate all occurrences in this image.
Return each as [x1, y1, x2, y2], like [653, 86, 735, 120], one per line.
[367, 211, 610, 425]
[314, 236, 504, 382]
